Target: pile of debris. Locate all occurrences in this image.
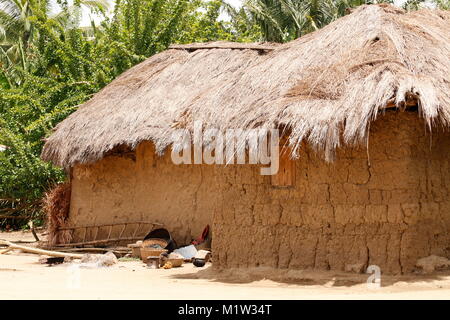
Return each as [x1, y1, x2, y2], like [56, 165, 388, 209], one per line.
[1, 225, 211, 270]
[127, 226, 211, 269]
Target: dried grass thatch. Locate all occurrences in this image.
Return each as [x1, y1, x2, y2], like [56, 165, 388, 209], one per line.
[43, 182, 72, 246]
[41, 4, 450, 167]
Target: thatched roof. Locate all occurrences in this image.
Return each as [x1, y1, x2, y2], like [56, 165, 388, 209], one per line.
[42, 4, 450, 168]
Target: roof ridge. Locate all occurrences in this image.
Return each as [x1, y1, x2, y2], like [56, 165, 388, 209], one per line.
[169, 42, 276, 51]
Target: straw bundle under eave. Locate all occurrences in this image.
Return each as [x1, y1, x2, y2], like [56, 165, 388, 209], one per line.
[43, 182, 72, 246]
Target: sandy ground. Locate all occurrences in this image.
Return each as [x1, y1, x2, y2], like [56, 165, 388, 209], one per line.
[1, 231, 450, 300]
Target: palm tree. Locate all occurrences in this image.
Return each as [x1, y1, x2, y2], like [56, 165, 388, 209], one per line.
[243, 0, 395, 42]
[0, 0, 109, 86]
[51, 0, 110, 30]
[0, 0, 36, 84]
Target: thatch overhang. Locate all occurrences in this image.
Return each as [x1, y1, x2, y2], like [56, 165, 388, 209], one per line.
[41, 4, 450, 168]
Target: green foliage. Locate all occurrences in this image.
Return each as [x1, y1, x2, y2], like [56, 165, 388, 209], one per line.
[243, 0, 449, 43]
[436, 0, 450, 9]
[243, 0, 398, 42]
[402, 0, 449, 10]
[0, 0, 259, 226]
[101, 0, 261, 56]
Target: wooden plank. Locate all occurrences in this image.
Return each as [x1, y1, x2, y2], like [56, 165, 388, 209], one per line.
[169, 43, 275, 51]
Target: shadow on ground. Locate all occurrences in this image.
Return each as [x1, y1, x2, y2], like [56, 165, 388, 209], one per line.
[170, 265, 450, 288]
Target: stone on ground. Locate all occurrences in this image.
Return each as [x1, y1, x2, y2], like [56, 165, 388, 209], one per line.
[416, 255, 450, 274]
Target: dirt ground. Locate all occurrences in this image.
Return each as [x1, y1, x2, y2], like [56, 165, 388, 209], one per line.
[1, 231, 450, 300]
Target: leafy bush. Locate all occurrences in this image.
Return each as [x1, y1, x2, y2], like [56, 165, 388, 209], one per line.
[0, 0, 260, 228]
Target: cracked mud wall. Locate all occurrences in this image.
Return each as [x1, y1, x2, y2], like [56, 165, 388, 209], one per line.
[69, 141, 220, 246]
[69, 112, 450, 273]
[213, 112, 450, 274]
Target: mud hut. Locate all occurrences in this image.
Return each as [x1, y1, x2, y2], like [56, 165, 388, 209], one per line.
[42, 4, 450, 274]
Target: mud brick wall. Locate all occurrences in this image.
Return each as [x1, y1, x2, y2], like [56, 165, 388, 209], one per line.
[69, 141, 221, 246]
[69, 112, 450, 274]
[212, 112, 450, 274]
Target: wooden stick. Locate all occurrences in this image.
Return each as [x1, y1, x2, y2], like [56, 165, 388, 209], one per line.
[57, 221, 162, 231]
[0, 247, 12, 254]
[53, 236, 144, 247]
[107, 225, 112, 241]
[117, 224, 127, 246]
[132, 224, 140, 242]
[39, 247, 130, 255]
[28, 221, 40, 242]
[93, 226, 99, 241]
[59, 247, 130, 252]
[169, 43, 274, 51]
[0, 240, 37, 245]
[0, 240, 83, 259]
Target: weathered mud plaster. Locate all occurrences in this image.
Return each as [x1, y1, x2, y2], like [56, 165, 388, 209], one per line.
[69, 112, 450, 274]
[69, 141, 220, 246]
